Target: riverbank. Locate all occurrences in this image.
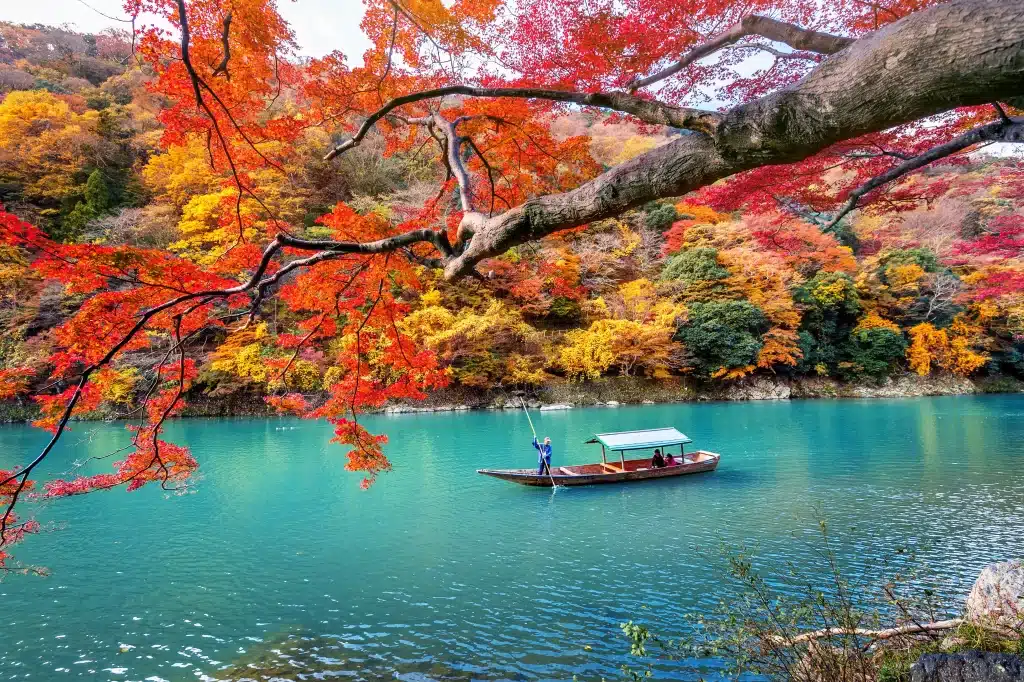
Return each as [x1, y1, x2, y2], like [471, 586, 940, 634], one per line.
[379, 373, 1024, 414]
[1, 373, 1021, 422]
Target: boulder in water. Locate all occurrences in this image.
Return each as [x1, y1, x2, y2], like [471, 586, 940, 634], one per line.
[966, 560, 1024, 627]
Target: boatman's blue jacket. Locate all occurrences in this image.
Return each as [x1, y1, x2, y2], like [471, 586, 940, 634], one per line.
[533, 438, 552, 474]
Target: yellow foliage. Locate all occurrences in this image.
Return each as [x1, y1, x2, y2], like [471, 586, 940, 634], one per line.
[711, 364, 756, 380]
[583, 296, 610, 321]
[504, 354, 548, 387]
[675, 203, 729, 224]
[557, 326, 616, 381]
[400, 299, 544, 386]
[283, 359, 321, 391]
[321, 365, 345, 390]
[0, 243, 35, 302]
[142, 137, 220, 207]
[907, 318, 988, 377]
[946, 336, 988, 377]
[210, 323, 271, 383]
[614, 279, 685, 326]
[99, 367, 141, 405]
[612, 136, 658, 164]
[419, 289, 443, 307]
[557, 318, 676, 380]
[0, 90, 98, 202]
[611, 221, 642, 259]
[970, 300, 1000, 324]
[811, 278, 852, 307]
[854, 313, 901, 334]
[886, 263, 925, 291]
[151, 140, 305, 262]
[907, 323, 947, 375]
[400, 304, 457, 344]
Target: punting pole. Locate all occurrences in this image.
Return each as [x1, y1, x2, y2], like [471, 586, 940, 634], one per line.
[520, 397, 559, 489]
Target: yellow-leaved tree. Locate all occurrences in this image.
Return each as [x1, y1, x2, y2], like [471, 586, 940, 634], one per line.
[907, 316, 988, 377]
[401, 294, 547, 387]
[0, 90, 98, 204]
[557, 279, 682, 380]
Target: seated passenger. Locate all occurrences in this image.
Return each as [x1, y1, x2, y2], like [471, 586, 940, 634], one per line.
[664, 451, 678, 466]
[651, 449, 666, 468]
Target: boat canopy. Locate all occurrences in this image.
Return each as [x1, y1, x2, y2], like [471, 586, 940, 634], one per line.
[585, 427, 692, 451]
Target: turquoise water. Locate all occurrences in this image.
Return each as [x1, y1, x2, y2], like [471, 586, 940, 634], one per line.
[1, 395, 1023, 681]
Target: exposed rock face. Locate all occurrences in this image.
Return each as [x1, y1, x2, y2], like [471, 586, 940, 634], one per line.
[790, 375, 978, 399]
[721, 377, 792, 401]
[369, 372, 1021, 415]
[911, 652, 1024, 682]
[966, 560, 1024, 628]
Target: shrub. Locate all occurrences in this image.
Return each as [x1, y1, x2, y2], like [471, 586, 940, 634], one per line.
[674, 300, 768, 378]
[643, 202, 678, 232]
[660, 247, 729, 284]
[841, 327, 907, 381]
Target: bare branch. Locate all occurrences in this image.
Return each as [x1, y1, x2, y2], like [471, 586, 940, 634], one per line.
[824, 117, 1024, 231]
[732, 43, 824, 62]
[211, 12, 233, 78]
[628, 15, 854, 92]
[438, 116, 474, 213]
[324, 86, 721, 160]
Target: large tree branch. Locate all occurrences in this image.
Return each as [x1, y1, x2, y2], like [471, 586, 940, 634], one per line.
[627, 15, 855, 92]
[323, 86, 721, 160]
[442, 0, 1024, 279]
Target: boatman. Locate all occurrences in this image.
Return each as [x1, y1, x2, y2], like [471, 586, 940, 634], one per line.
[533, 436, 553, 475]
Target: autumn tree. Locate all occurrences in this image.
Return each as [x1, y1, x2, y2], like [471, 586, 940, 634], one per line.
[2, 0, 1024, 570]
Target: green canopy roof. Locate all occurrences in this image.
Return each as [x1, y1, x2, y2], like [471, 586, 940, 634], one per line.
[584, 427, 692, 451]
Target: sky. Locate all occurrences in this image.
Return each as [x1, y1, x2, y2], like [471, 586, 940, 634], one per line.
[2, 0, 372, 59]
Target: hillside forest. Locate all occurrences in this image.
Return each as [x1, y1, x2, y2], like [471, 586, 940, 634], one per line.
[0, 0, 1022, 566]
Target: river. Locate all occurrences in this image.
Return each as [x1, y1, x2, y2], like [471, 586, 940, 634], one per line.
[1, 395, 1023, 681]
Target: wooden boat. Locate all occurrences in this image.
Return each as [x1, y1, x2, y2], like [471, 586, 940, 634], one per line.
[478, 427, 720, 487]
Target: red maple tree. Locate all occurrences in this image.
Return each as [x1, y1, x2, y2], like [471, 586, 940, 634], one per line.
[1, 0, 1022, 571]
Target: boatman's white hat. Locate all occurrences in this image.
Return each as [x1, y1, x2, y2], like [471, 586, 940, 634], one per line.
[544, 437, 551, 443]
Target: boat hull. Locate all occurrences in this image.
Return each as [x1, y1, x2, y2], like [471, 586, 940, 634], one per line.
[478, 451, 720, 487]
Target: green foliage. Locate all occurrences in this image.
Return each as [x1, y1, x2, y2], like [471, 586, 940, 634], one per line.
[57, 201, 95, 242]
[85, 92, 112, 111]
[660, 247, 728, 284]
[841, 327, 908, 380]
[827, 219, 860, 252]
[875, 642, 942, 682]
[84, 170, 111, 213]
[878, 247, 941, 276]
[643, 202, 678, 232]
[548, 296, 582, 321]
[794, 273, 862, 375]
[993, 345, 1024, 379]
[674, 300, 767, 377]
[795, 272, 861, 314]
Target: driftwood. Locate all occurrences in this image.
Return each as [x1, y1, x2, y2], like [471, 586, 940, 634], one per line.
[769, 619, 964, 646]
